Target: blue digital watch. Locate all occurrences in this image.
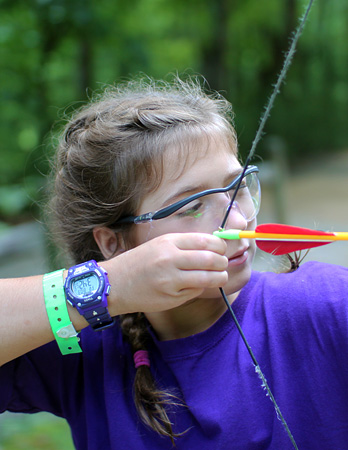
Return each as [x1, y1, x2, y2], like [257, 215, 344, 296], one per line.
[64, 260, 115, 331]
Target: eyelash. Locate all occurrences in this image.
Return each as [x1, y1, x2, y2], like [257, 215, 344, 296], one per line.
[174, 181, 249, 219]
[176, 202, 203, 218]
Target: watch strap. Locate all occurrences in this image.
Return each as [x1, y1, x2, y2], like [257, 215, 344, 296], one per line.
[43, 269, 82, 355]
[65, 260, 114, 331]
[84, 305, 115, 330]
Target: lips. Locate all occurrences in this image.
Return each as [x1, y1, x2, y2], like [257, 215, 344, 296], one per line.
[228, 247, 249, 267]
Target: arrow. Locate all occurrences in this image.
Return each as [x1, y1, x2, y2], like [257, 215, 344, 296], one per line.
[213, 223, 348, 255]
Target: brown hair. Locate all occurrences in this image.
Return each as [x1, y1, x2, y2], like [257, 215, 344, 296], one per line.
[48, 75, 237, 441]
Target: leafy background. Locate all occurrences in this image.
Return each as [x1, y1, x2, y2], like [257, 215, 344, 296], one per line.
[1, 0, 347, 225]
[0, 0, 347, 448]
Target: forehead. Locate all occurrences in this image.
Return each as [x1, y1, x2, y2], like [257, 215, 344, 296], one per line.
[162, 128, 237, 181]
[139, 131, 240, 212]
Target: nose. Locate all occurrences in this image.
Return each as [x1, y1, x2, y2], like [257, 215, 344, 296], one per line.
[224, 202, 248, 230]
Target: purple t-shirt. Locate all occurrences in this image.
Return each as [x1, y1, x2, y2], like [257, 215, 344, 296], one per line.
[1, 261, 348, 449]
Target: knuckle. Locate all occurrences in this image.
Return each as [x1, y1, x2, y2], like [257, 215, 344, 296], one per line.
[157, 274, 175, 294]
[157, 251, 172, 266]
[195, 233, 227, 254]
[199, 270, 228, 288]
[197, 271, 214, 287]
[194, 233, 211, 250]
[212, 236, 227, 254]
[157, 234, 172, 248]
[220, 271, 229, 285]
[201, 251, 215, 267]
[201, 252, 227, 269]
[221, 255, 229, 269]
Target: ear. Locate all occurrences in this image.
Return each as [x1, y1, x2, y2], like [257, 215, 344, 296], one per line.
[93, 227, 126, 260]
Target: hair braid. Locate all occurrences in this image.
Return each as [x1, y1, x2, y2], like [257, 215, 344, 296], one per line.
[119, 313, 183, 443]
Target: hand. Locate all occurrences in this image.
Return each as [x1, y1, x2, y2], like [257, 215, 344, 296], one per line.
[104, 233, 228, 315]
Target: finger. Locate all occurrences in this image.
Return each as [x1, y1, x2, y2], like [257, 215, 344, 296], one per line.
[176, 250, 228, 271]
[177, 269, 228, 291]
[173, 233, 227, 255]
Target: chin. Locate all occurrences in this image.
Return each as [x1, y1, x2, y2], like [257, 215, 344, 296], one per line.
[223, 266, 252, 296]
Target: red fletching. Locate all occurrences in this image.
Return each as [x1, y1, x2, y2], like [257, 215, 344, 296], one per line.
[255, 223, 335, 255]
[256, 223, 335, 236]
[257, 239, 330, 255]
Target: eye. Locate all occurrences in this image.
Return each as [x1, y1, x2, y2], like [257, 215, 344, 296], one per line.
[236, 176, 249, 189]
[176, 202, 203, 219]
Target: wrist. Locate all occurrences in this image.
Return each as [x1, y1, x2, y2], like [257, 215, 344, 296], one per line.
[100, 257, 136, 316]
[64, 260, 115, 331]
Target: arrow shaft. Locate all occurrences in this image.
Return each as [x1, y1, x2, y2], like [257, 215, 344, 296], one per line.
[239, 231, 348, 241]
[213, 229, 348, 241]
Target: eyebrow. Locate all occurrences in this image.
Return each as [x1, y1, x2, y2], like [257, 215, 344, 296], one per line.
[159, 168, 243, 208]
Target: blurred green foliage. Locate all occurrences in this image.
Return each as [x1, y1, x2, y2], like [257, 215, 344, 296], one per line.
[0, 0, 347, 222]
[0, 413, 74, 449]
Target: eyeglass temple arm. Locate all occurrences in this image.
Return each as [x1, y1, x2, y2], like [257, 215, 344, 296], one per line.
[117, 165, 259, 225]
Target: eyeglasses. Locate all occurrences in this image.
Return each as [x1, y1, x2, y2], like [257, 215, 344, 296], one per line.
[116, 165, 260, 230]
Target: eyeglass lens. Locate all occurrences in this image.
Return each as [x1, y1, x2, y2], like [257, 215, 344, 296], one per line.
[148, 172, 260, 233]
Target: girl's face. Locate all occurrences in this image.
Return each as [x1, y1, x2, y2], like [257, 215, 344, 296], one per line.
[131, 135, 257, 297]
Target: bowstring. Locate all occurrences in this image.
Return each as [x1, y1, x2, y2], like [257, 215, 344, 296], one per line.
[219, 1, 315, 448]
[220, 0, 315, 230]
[219, 288, 299, 450]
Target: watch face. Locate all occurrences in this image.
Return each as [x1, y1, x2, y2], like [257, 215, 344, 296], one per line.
[71, 273, 100, 298]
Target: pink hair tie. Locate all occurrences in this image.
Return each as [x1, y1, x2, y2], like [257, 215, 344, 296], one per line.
[134, 350, 150, 369]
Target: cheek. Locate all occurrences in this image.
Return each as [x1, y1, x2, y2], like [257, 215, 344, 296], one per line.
[248, 239, 257, 261]
[248, 217, 257, 230]
[131, 221, 169, 247]
[245, 217, 257, 263]
[130, 224, 150, 247]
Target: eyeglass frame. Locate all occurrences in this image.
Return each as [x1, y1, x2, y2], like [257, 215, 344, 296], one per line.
[116, 165, 259, 225]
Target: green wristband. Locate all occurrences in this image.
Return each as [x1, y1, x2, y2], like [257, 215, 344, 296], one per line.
[43, 269, 82, 355]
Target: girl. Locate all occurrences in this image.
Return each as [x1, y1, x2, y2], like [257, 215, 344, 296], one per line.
[1, 77, 348, 449]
